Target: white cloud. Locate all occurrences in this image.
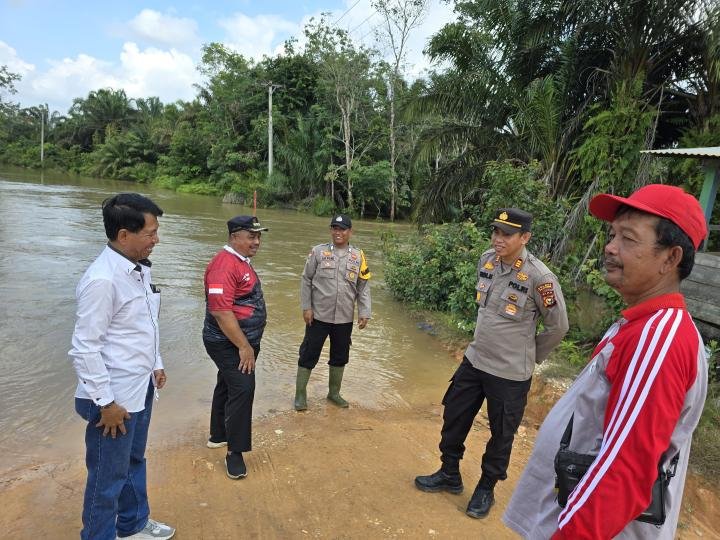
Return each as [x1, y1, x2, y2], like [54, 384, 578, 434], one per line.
[219, 13, 299, 62]
[325, 0, 456, 79]
[4, 2, 456, 113]
[127, 9, 201, 50]
[117, 43, 199, 103]
[0, 40, 35, 78]
[14, 43, 200, 113]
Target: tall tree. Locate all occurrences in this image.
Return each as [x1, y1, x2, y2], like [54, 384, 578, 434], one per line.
[373, 0, 429, 221]
[304, 18, 378, 210]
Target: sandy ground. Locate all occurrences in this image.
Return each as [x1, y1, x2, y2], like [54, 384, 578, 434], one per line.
[1, 381, 718, 539]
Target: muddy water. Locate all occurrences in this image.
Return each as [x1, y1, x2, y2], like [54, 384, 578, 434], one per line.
[0, 167, 458, 475]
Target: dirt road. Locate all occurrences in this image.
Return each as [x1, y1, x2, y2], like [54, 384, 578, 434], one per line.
[1, 386, 717, 539]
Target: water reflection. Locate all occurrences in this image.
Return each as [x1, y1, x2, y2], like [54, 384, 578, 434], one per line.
[0, 166, 457, 475]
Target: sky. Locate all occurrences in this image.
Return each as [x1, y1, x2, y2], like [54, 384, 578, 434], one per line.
[0, 0, 457, 114]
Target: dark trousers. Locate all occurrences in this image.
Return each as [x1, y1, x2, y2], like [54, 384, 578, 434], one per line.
[439, 357, 531, 488]
[298, 320, 353, 369]
[204, 339, 260, 453]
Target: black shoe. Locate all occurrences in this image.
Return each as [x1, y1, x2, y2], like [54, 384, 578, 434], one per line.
[414, 469, 463, 494]
[466, 485, 494, 518]
[225, 451, 247, 479]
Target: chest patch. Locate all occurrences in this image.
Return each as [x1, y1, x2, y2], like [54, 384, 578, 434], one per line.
[508, 281, 528, 294]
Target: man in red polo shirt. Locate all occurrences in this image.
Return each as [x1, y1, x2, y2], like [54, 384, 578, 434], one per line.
[202, 215, 268, 480]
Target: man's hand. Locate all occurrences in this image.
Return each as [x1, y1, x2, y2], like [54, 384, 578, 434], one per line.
[153, 369, 167, 389]
[96, 403, 131, 438]
[303, 309, 314, 325]
[238, 344, 256, 374]
[358, 318, 369, 330]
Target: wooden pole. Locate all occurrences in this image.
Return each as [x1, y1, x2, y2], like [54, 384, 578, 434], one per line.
[40, 109, 44, 166]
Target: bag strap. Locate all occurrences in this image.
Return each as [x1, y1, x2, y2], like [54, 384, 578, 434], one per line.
[664, 453, 680, 481]
[560, 414, 574, 449]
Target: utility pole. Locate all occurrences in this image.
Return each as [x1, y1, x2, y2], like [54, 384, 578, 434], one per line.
[266, 81, 283, 178]
[40, 108, 45, 166]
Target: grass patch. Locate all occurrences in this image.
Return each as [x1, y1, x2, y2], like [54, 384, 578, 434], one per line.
[690, 341, 720, 482]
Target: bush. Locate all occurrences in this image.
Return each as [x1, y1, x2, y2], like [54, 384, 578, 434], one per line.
[383, 221, 489, 332]
[176, 181, 221, 195]
[461, 160, 568, 260]
[311, 196, 335, 217]
[691, 340, 720, 480]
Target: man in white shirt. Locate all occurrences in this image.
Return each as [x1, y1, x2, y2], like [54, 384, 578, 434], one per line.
[69, 193, 175, 540]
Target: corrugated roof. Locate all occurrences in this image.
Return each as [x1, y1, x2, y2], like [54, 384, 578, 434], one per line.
[640, 146, 720, 159]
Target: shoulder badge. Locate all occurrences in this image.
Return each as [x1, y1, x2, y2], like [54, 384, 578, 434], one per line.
[537, 282, 557, 308]
[359, 250, 372, 280]
[536, 283, 553, 293]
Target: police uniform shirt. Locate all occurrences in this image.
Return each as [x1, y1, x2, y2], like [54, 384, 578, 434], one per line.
[300, 243, 371, 324]
[464, 247, 569, 381]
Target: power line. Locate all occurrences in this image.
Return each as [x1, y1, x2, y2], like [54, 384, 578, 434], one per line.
[350, 11, 376, 34]
[334, 0, 362, 25]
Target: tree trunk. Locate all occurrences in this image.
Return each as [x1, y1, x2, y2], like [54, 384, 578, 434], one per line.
[343, 109, 353, 210]
[389, 84, 396, 221]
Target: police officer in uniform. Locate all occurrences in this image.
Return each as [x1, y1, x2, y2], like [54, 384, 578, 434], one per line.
[293, 214, 371, 410]
[415, 208, 569, 519]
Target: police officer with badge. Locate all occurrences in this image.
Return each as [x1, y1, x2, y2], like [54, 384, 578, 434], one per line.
[293, 214, 371, 410]
[415, 208, 569, 520]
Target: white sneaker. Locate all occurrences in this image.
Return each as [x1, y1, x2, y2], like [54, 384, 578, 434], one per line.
[206, 439, 228, 449]
[118, 518, 175, 539]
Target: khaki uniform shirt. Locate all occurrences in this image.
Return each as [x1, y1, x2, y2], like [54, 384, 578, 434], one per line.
[464, 247, 569, 381]
[300, 243, 371, 324]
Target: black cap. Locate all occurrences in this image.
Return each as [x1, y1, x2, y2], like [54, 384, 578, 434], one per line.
[227, 215, 268, 234]
[330, 214, 352, 229]
[491, 208, 532, 233]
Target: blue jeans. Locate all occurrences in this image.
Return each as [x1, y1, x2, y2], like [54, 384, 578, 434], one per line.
[75, 379, 154, 540]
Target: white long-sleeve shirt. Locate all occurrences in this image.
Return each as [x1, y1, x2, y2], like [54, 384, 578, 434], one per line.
[69, 245, 163, 413]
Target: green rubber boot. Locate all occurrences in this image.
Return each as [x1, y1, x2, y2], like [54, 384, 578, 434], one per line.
[294, 367, 312, 411]
[327, 366, 349, 408]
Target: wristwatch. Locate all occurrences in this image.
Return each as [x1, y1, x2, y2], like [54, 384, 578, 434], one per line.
[100, 401, 115, 410]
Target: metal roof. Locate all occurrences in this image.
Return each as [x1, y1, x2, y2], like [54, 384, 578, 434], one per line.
[640, 146, 720, 159]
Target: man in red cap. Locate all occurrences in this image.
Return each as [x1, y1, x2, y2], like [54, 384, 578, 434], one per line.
[503, 184, 709, 539]
[202, 215, 269, 480]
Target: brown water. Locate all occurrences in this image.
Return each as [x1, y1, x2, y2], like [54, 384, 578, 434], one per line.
[0, 167, 458, 475]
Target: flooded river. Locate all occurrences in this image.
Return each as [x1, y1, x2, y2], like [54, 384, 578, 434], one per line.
[0, 167, 457, 475]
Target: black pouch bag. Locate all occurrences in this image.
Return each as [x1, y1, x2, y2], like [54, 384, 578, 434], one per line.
[635, 454, 678, 525]
[554, 415, 678, 526]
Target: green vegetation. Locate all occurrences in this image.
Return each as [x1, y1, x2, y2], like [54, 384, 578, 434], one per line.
[2, 0, 719, 481]
[693, 341, 720, 480]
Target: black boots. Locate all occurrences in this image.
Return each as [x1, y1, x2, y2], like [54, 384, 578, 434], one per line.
[415, 467, 496, 519]
[414, 468, 464, 494]
[465, 483, 495, 518]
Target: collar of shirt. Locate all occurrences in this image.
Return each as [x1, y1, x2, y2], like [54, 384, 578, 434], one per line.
[106, 243, 147, 275]
[224, 245, 250, 263]
[496, 246, 527, 275]
[620, 292, 687, 322]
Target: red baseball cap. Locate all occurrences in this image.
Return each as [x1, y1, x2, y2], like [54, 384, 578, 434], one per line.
[589, 184, 707, 249]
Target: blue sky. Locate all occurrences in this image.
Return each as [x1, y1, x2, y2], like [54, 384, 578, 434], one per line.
[0, 0, 456, 114]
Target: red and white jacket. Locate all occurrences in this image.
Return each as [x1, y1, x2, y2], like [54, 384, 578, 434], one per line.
[503, 293, 708, 539]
